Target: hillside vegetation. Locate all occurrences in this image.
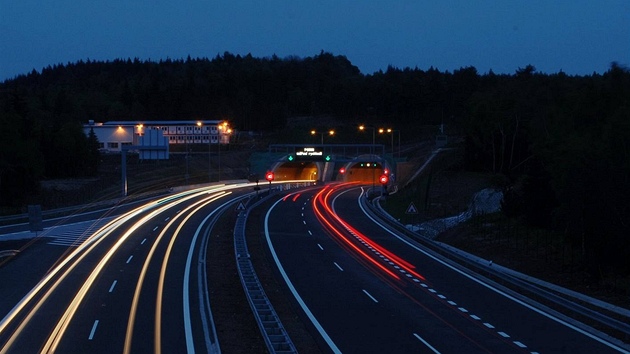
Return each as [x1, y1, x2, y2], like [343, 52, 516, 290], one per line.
[1, 52, 629, 280]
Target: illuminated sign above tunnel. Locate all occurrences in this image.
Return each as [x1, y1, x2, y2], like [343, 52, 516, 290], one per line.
[288, 147, 325, 161]
[296, 147, 323, 157]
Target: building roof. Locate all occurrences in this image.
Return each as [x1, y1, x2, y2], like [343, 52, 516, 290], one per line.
[86, 120, 224, 126]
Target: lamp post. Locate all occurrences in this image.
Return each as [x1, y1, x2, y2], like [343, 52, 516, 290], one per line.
[218, 121, 232, 181]
[360, 125, 377, 192]
[197, 121, 212, 182]
[379, 128, 400, 157]
[311, 129, 334, 144]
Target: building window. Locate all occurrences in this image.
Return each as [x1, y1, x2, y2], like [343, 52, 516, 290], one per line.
[108, 142, 119, 149]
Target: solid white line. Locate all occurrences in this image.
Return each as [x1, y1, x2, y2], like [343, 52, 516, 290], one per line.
[413, 333, 440, 353]
[265, 198, 342, 353]
[357, 189, 630, 352]
[362, 289, 378, 303]
[334, 262, 344, 271]
[317, 244, 324, 250]
[88, 320, 99, 340]
[108, 280, 117, 293]
[126, 255, 133, 264]
[183, 195, 235, 353]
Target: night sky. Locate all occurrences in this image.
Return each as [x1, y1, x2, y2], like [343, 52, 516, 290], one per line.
[1, 0, 629, 80]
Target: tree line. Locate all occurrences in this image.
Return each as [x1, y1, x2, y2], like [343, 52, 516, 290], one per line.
[1, 52, 628, 275]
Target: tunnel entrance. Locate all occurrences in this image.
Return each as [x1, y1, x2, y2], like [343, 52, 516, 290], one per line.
[342, 162, 384, 184]
[273, 162, 319, 181]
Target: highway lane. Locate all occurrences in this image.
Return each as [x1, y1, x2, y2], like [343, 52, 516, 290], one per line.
[0, 182, 257, 353]
[264, 183, 629, 353]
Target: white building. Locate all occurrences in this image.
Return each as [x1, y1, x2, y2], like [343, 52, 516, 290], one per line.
[84, 120, 233, 153]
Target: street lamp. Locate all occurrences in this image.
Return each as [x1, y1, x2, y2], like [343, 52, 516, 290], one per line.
[359, 125, 375, 146]
[197, 121, 212, 182]
[311, 129, 334, 144]
[218, 121, 232, 180]
[379, 128, 400, 157]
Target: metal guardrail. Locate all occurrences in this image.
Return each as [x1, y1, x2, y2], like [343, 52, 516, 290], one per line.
[365, 196, 630, 340]
[233, 195, 297, 354]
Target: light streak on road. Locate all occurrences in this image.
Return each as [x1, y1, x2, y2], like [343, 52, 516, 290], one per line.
[0, 187, 229, 353]
[123, 191, 228, 354]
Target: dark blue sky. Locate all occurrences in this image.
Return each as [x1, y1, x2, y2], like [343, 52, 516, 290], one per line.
[1, 1, 629, 81]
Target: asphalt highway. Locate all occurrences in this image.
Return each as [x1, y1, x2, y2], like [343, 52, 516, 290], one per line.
[264, 183, 629, 353]
[0, 183, 254, 354]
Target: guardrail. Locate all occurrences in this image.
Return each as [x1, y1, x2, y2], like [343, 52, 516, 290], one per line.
[364, 195, 630, 341]
[233, 195, 297, 354]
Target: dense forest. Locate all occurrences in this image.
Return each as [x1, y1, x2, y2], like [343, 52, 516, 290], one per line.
[1, 52, 629, 275]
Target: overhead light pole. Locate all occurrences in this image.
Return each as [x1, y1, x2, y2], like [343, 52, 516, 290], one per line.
[311, 129, 335, 144]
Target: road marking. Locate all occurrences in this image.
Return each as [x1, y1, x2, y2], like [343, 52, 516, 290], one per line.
[126, 255, 133, 264]
[317, 244, 324, 250]
[498, 331, 510, 338]
[437, 294, 446, 299]
[108, 280, 118, 293]
[458, 307, 468, 313]
[303, 220, 306, 225]
[164, 217, 170, 221]
[447, 300, 457, 306]
[513, 341, 526, 348]
[470, 315, 481, 320]
[88, 320, 99, 340]
[308, 230, 312, 236]
[413, 333, 440, 353]
[141, 238, 147, 245]
[334, 262, 344, 271]
[362, 289, 378, 303]
[483, 322, 495, 329]
[153, 226, 159, 231]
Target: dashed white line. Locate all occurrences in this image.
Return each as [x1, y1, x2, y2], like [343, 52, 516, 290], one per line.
[126, 255, 133, 264]
[88, 320, 99, 340]
[141, 238, 147, 245]
[413, 333, 440, 353]
[498, 331, 510, 338]
[362, 289, 378, 303]
[428, 288, 437, 293]
[108, 280, 118, 293]
[153, 226, 159, 231]
[483, 322, 495, 329]
[303, 220, 306, 225]
[513, 341, 526, 348]
[447, 300, 457, 306]
[437, 294, 446, 299]
[334, 262, 344, 271]
[470, 315, 481, 320]
[164, 217, 170, 221]
[308, 230, 312, 236]
[317, 244, 324, 251]
[458, 307, 469, 313]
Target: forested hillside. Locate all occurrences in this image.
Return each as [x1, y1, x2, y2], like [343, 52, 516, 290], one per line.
[1, 52, 629, 276]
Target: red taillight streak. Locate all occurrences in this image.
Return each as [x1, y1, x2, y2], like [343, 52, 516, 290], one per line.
[313, 189, 400, 280]
[292, 193, 301, 202]
[315, 184, 426, 281]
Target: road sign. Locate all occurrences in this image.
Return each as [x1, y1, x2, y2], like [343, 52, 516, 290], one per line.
[406, 202, 419, 214]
